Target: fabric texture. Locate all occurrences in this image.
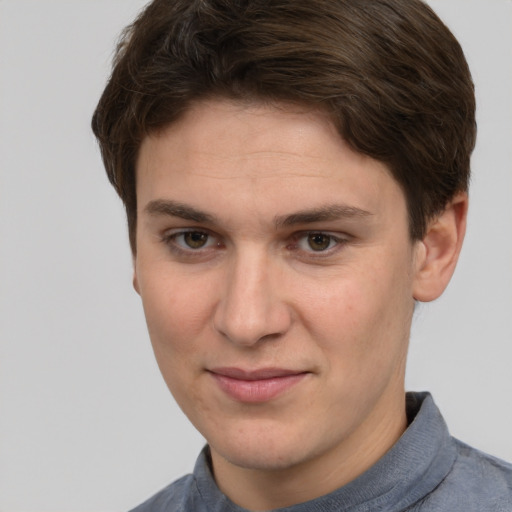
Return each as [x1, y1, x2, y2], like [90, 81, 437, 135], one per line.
[130, 392, 512, 511]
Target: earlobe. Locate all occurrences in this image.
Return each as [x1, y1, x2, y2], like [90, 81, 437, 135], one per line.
[133, 264, 141, 295]
[412, 193, 468, 302]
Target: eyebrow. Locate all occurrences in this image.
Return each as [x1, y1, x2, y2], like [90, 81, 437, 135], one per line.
[144, 199, 373, 227]
[144, 199, 216, 223]
[274, 204, 373, 228]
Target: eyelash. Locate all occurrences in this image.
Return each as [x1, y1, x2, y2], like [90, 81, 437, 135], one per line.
[288, 232, 348, 256]
[161, 229, 349, 259]
[161, 229, 222, 257]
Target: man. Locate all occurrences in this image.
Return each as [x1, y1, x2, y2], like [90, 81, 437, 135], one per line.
[92, 0, 512, 510]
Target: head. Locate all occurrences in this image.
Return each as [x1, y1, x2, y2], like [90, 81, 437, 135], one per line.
[92, 0, 475, 254]
[92, 0, 475, 507]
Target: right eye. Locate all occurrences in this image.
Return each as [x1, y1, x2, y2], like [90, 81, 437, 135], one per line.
[179, 231, 210, 249]
[165, 229, 217, 249]
[161, 229, 225, 259]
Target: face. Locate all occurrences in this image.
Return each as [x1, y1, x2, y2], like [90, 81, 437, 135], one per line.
[134, 99, 422, 495]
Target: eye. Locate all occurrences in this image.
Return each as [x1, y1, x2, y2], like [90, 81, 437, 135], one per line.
[163, 229, 220, 252]
[305, 233, 335, 251]
[182, 231, 209, 249]
[297, 232, 340, 252]
[289, 231, 347, 256]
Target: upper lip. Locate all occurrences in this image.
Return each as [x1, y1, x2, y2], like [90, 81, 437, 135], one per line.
[209, 367, 307, 381]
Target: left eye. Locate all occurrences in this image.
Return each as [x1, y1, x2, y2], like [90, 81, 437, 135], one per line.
[297, 232, 340, 252]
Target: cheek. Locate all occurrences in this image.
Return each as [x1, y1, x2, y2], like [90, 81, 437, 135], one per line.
[298, 258, 414, 360]
[138, 269, 216, 359]
[137, 271, 218, 415]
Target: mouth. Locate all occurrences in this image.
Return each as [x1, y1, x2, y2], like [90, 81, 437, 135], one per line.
[208, 367, 309, 403]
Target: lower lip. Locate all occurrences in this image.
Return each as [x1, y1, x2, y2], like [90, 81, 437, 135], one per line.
[210, 373, 308, 403]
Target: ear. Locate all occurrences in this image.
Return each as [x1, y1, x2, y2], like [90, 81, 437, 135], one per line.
[132, 258, 141, 295]
[413, 193, 468, 302]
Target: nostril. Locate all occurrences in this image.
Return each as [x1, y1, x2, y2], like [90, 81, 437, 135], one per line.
[258, 332, 284, 343]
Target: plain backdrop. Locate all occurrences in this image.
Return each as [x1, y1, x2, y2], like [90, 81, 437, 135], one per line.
[0, 1, 511, 510]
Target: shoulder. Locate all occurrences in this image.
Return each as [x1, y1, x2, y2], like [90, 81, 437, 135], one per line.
[129, 473, 205, 512]
[451, 440, 512, 504]
[413, 439, 512, 511]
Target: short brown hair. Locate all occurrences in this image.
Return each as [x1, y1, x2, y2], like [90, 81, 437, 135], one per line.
[92, 0, 476, 252]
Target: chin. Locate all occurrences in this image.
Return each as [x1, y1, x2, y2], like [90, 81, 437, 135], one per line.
[208, 423, 320, 472]
[219, 447, 307, 472]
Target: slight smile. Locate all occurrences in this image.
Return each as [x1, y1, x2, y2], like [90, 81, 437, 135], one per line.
[208, 368, 310, 403]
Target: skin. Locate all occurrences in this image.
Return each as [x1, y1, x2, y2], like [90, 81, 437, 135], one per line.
[133, 99, 467, 510]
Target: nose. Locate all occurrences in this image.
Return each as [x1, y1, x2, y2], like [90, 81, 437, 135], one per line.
[213, 249, 292, 347]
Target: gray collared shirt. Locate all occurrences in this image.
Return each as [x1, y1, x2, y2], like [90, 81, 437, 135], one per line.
[130, 392, 512, 511]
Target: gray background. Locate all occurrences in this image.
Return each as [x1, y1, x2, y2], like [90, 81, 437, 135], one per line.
[0, 0, 510, 510]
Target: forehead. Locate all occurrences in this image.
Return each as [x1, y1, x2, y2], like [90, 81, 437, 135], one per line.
[135, 99, 406, 227]
[148, 100, 341, 165]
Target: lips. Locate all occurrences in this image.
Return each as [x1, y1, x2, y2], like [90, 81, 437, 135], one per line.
[208, 367, 309, 403]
